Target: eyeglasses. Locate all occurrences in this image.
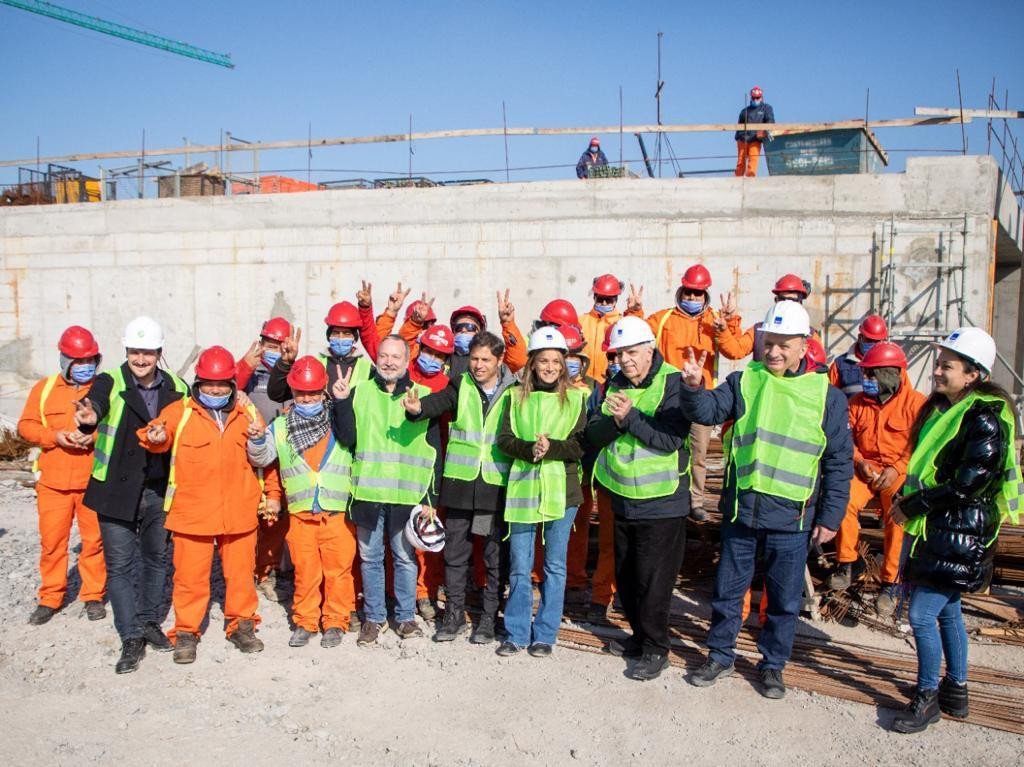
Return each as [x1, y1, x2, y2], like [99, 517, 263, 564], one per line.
[594, 295, 616, 305]
[454, 323, 480, 334]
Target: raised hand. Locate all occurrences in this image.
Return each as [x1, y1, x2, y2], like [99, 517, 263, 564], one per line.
[402, 386, 422, 415]
[680, 348, 707, 388]
[411, 292, 435, 325]
[532, 433, 550, 462]
[147, 420, 168, 445]
[497, 289, 515, 324]
[719, 291, 737, 321]
[242, 404, 264, 440]
[387, 281, 411, 317]
[72, 397, 97, 426]
[242, 340, 262, 369]
[356, 279, 373, 309]
[331, 367, 354, 400]
[606, 392, 633, 425]
[281, 326, 302, 364]
[627, 282, 644, 313]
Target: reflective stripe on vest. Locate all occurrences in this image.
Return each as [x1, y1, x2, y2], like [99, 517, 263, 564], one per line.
[272, 415, 351, 512]
[32, 374, 62, 473]
[443, 373, 512, 486]
[731, 363, 828, 507]
[92, 367, 188, 481]
[594, 362, 685, 499]
[504, 388, 586, 523]
[350, 382, 436, 505]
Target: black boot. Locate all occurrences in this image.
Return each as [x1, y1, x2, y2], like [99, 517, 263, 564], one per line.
[892, 688, 941, 733]
[142, 621, 173, 652]
[433, 607, 467, 642]
[938, 677, 969, 719]
[115, 637, 146, 674]
[470, 613, 496, 644]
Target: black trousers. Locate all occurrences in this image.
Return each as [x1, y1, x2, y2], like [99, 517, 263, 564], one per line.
[614, 514, 687, 656]
[443, 508, 507, 618]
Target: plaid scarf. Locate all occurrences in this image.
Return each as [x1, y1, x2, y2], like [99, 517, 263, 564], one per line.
[285, 404, 330, 455]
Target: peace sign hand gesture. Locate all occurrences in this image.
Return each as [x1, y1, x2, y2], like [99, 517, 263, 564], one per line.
[387, 282, 411, 317]
[72, 397, 98, 426]
[719, 291, 737, 321]
[627, 283, 644, 313]
[681, 348, 707, 388]
[496, 289, 515, 324]
[356, 280, 373, 309]
[281, 326, 302, 364]
[402, 386, 422, 415]
[331, 367, 354, 400]
[411, 293, 435, 325]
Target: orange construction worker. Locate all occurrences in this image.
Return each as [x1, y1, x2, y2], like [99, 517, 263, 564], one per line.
[829, 315, 889, 398]
[137, 345, 275, 664]
[715, 273, 822, 361]
[636, 265, 744, 520]
[578, 274, 645, 382]
[734, 86, 775, 177]
[829, 342, 925, 616]
[18, 325, 107, 625]
[250, 356, 358, 648]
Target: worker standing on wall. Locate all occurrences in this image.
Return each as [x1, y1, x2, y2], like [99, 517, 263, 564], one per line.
[576, 137, 608, 179]
[735, 86, 775, 177]
[829, 315, 889, 398]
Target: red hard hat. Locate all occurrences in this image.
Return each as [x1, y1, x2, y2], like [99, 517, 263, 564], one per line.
[858, 341, 907, 369]
[406, 301, 437, 324]
[539, 299, 580, 328]
[680, 265, 712, 291]
[195, 345, 236, 381]
[260, 317, 292, 343]
[859, 314, 888, 341]
[323, 301, 361, 329]
[286, 355, 328, 391]
[805, 337, 827, 368]
[560, 324, 586, 356]
[450, 305, 487, 330]
[590, 137, 600, 146]
[58, 325, 99, 358]
[601, 324, 614, 353]
[593, 274, 623, 296]
[751, 86, 763, 99]
[420, 324, 455, 355]
[772, 274, 810, 297]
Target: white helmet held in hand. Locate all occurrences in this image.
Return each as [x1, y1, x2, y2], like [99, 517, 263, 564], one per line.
[527, 326, 568, 354]
[607, 316, 656, 350]
[763, 300, 810, 337]
[405, 505, 445, 553]
[122, 316, 165, 350]
[937, 326, 996, 374]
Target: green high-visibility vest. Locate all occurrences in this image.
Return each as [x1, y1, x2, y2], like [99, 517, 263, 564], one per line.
[594, 362, 687, 499]
[92, 366, 188, 481]
[272, 416, 352, 512]
[350, 381, 436, 505]
[731, 362, 828, 506]
[903, 391, 1023, 544]
[443, 373, 513, 486]
[505, 388, 586, 524]
[318, 355, 372, 391]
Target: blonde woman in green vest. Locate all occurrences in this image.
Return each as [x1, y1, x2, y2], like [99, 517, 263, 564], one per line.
[888, 328, 1022, 733]
[495, 327, 587, 657]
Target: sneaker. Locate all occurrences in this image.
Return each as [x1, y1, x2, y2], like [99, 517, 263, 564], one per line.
[434, 608, 467, 642]
[256, 573, 281, 602]
[606, 637, 643, 659]
[689, 506, 710, 522]
[629, 653, 670, 681]
[142, 621, 173, 652]
[289, 627, 312, 647]
[893, 688, 941, 733]
[689, 658, 735, 687]
[496, 641, 523, 657]
[357, 620, 385, 646]
[27, 604, 59, 625]
[320, 627, 344, 648]
[173, 632, 198, 664]
[758, 668, 786, 699]
[83, 601, 106, 621]
[528, 642, 553, 658]
[115, 637, 146, 674]
[938, 676, 969, 718]
[587, 602, 609, 624]
[228, 619, 264, 654]
[396, 620, 424, 640]
[875, 583, 899, 618]
[416, 598, 436, 622]
[470, 613, 496, 644]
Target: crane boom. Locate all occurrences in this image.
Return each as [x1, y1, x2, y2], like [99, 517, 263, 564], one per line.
[0, 0, 233, 68]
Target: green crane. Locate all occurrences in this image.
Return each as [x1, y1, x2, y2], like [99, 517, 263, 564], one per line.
[0, 0, 233, 68]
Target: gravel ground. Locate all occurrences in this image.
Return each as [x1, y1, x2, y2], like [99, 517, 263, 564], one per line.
[1, 479, 1021, 766]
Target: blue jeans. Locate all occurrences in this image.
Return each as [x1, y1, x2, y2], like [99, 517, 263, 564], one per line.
[707, 521, 809, 670]
[355, 504, 418, 624]
[908, 585, 968, 690]
[98, 487, 168, 641]
[505, 506, 577, 647]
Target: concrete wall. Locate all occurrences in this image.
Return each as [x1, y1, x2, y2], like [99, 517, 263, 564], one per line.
[0, 155, 1007, 418]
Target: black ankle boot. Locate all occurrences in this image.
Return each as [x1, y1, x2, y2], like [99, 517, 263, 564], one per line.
[938, 677, 969, 718]
[892, 688, 941, 733]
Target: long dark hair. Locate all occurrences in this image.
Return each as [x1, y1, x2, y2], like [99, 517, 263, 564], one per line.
[909, 354, 1014, 446]
[518, 349, 569, 405]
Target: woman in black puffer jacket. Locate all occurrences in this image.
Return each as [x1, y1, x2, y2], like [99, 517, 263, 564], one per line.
[889, 328, 1022, 734]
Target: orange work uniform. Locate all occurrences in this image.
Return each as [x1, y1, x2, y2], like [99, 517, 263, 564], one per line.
[18, 375, 106, 609]
[735, 139, 762, 177]
[138, 398, 276, 640]
[578, 307, 642, 382]
[837, 370, 926, 583]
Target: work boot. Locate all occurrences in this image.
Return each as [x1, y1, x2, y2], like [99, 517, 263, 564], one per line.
[228, 620, 264, 654]
[496, 641, 523, 657]
[828, 562, 853, 590]
[875, 583, 900, 618]
[689, 658, 735, 687]
[396, 620, 424, 640]
[115, 637, 146, 674]
[416, 598, 436, 622]
[357, 620, 385, 646]
[349, 610, 362, 633]
[564, 587, 589, 606]
[470, 613, 496, 644]
[173, 632, 198, 664]
[938, 677, 969, 718]
[27, 604, 59, 625]
[83, 601, 106, 621]
[434, 608, 467, 642]
[289, 627, 312, 647]
[528, 642, 553, 658]
[320, 627, 344, 648]
[758, 668, 786, 699]
[606, 637, 643, 659]
[893, 688, 941, 733]
[256, 573, 281, 602]
[629, 653, 670, 681]
[142, 621, 173, 652]
[689, 507, 710, 522]
[587, 602, 609, 624]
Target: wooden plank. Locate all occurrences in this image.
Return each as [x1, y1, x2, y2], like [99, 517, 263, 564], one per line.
[916, 107, 1024, 119]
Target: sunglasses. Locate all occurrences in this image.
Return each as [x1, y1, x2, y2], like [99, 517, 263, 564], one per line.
[454, 323, 480, 333]
[594, 295, 616, 305]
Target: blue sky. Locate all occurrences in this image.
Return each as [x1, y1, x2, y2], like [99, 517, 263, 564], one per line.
[1, 0, 1021, 189]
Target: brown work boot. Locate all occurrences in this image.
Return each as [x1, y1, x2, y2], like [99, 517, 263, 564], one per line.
[228, 619, 264, 654]
[173, 632, 198, 664]
[396, 620, 424, 640]
[356, 620, 385, 646]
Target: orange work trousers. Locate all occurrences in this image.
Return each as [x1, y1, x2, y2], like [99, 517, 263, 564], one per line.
[170, 529, 260, 640]
[735, 140, 761, 177]
[565, 484, 595, 590]
[35, 485, 106, 608]
[286, 512, 357, 632]
[255, 510, 290, 581]
[590, 486, 617, 607]
[741, 583, 769, 626]
[836, 476, 903, 584]
[414, 505, 445, 601]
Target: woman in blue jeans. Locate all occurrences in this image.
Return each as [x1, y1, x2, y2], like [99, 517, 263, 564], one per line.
[890, 327, 1022, 733]
[496, 327, 587, 657]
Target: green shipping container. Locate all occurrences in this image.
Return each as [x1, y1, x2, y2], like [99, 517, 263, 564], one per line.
[764, 127, 889, 175]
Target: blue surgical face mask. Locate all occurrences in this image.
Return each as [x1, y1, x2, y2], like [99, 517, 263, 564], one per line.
[589, 146, 599, 154]
[198, 392, 230, 410]
[262, 351, 281, 369]
[594, 303, 614, 315]
[293, 401, 324, 418]
[454, 332, 474, 355]
[860, 341, 877, 356]
[608, 363, 622, 378]
[329, 337, 354, 358]
[677, 299, 704, 315]
[566, 359, 582, 379]
[417, 354, 443, 375]
[70, 363, 96, 384]
[751, 98, 762, 106]
[861, 378, 880, 397]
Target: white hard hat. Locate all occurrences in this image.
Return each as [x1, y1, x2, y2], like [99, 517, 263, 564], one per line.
[527, 326, 568, 354]
[608, 316, 656, 350]
[404, 505, 445, 553]
[122, 316, 165, 350]
[763, 300, 811, 337]
[937, 326, 996, 374]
